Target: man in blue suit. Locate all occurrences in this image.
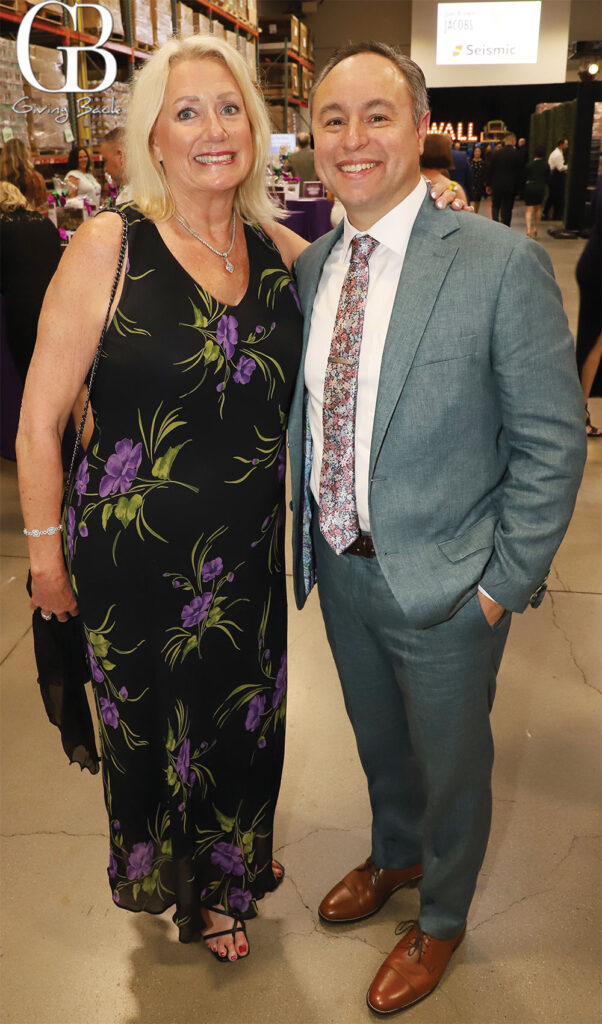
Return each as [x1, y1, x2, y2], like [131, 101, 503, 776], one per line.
[287, 41, 586, 1015]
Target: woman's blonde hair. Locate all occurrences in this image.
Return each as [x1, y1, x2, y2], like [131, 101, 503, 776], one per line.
[0, 180, 29, 212]
[126, 33, 278, 224]
[0, 138, 34, 195]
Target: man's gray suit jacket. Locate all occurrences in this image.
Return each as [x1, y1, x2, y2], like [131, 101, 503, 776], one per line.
[287, 195, 586, 629]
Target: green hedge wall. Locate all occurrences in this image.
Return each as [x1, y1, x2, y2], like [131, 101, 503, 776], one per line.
[529, 100, 577, 210]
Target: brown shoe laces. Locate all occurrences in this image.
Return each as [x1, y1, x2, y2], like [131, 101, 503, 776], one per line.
[394, 920, 432, 963]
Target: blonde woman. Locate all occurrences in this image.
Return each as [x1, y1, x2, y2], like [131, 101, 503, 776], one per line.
[0, 138, 48, 213]
[18, 33, 305, 964]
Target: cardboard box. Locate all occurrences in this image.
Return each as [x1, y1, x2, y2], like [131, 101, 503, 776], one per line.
[301, 66, 313, 102]
[77, 0, 124, 38]
[153, 0, 173, 46]
[261, 61, 300, 99]
[177, 2, 195, 37]
[132, 0, 154, 47]
[299, 21, 309, 60]
[198, 12, 210, 33]
[246, 0, 257, 29]
[260, 15, 299, 52]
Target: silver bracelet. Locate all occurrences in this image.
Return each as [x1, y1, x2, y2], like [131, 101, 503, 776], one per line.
[23, 525, 63, 537]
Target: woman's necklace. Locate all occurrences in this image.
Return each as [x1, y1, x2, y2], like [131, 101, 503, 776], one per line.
[174, 209, 237, 273]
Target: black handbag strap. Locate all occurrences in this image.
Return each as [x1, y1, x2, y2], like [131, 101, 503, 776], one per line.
[66, 208, 129, 492]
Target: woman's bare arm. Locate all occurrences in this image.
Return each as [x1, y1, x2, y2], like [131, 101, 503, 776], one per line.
[16, 211, 126, 619]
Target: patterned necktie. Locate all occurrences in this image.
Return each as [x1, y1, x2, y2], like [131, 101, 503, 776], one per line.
[319, 233, 379, 554]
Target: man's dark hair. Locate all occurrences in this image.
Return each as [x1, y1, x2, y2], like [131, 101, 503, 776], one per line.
[309, 40, 430, 124]
[534, 145, 545, 159]
[555, 137, 568, 147]
[103, 127, 125, 145]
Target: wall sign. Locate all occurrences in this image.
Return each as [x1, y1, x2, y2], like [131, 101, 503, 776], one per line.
[428, 122, 479, 141]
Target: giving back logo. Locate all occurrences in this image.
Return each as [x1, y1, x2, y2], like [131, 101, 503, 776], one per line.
[16, 1, 117, 92]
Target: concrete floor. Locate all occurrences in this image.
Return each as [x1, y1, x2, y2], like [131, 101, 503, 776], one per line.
[1, 203, 600, 1024]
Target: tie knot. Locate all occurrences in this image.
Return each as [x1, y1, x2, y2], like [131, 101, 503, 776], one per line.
[350, 234, 378, 264]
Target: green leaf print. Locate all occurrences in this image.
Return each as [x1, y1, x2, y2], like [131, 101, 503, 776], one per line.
[151, 442, 190, 480]
[102, 504, 113, 530]
[214, 807, 235, 833]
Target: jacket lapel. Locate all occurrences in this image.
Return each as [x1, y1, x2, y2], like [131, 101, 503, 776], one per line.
[370, 198, 461, 474]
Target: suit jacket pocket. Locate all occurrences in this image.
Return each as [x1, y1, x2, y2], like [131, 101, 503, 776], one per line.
[438, 514, 497, 563]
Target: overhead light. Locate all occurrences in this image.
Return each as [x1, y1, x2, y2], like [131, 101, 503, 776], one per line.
[578, 61, 599, 81]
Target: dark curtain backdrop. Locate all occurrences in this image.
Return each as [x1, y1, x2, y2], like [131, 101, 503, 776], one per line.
[427, 82, 582, 146]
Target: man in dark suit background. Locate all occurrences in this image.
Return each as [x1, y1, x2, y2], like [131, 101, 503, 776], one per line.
[486, 131, 524, 225]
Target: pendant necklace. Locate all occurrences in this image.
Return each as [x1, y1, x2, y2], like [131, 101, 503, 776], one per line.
[174, 209, 237, 273]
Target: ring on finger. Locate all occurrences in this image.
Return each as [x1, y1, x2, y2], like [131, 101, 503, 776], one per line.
[41, 610, 53, 621]
[448, 180, 459, 193]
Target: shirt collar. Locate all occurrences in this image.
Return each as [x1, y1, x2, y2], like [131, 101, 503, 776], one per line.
[341, 177, 427, 259]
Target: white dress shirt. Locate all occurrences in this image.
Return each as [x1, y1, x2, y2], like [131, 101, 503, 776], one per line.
[548, 147, 567, 173]
[305, 177, 427, 531]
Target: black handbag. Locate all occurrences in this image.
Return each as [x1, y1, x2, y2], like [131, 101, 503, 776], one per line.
[26, 209, 128, 774]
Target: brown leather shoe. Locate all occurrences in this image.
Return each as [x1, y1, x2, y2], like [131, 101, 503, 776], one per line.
[366, 920, 466, 1015]
[318, 858, 422, 924]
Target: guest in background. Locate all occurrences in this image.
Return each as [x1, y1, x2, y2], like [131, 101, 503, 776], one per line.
[286, 132, 316, 188]
[543, 138, 568, 222]
[485, 132, 523, 226]
[575, 175, 602, 436]
[0, 181, 61, 382]
[469, 145, 487, 213]
[420, 134, 468, 206]
[523, 145, 550, 239]
[450, 142, 472, 201]
[0, 138, 48, 213]
[100, 127, 132, 205]
[516, 137, 529, 199]
[64, 146, 101, 206]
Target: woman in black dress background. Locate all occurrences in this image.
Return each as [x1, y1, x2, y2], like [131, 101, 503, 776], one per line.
[523, 145, 550, 239]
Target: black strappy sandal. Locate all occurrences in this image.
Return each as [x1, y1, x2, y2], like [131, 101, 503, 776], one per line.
[202, 906, 249, 963]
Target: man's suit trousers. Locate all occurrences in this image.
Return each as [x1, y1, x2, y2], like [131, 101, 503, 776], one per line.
[312, 517, 511, 939]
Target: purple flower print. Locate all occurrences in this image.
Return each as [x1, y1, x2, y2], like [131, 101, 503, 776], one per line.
[79, 524, 88, 538]
[74, 456, 89, 506]
[255, 325, 263, 334]
[108, 852, 118, 878]
[66, 506, 76, 559]
[258, 737, 266, 749]
[126, 840, 154, 880]
[272, 652, 287, 708]
[178, 802, 184, 813]
[113, 892, 120, 903]
[201, 557, 223, 582]
[87, 643, 104, 683]
[119, 686, 128, 699]
[100, 697, 119, 729]
[229, 887, 253, 913]
[227, 572, 235, 583]
[277, 445, 286, 482]
[176, 738, 190, 781]
[211, 841, 245, 876]
[233, 355, 256, 385]
[113, 820, 121, 830]
[288, 281, 302, 313]
[181, 593, 212, 627]
[245, 694, 266, 732]
[99, 439, 142, 498]
[216, 314, 239, 360]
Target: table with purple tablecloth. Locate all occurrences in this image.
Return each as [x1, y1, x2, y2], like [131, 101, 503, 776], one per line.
[284, 197, 333, 242]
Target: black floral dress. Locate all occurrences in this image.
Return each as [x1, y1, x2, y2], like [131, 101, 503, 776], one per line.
[64, 206, 303, 941]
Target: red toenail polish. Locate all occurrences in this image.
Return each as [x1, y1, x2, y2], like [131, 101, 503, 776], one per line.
[240, 945, 247, 953]
[220, 951, 226, 957]
[230, 955, 237, 961]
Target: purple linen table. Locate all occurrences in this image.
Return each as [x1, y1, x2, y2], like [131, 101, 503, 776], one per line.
[285, 197, 333, 242]
[278, 209, 308, 239]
